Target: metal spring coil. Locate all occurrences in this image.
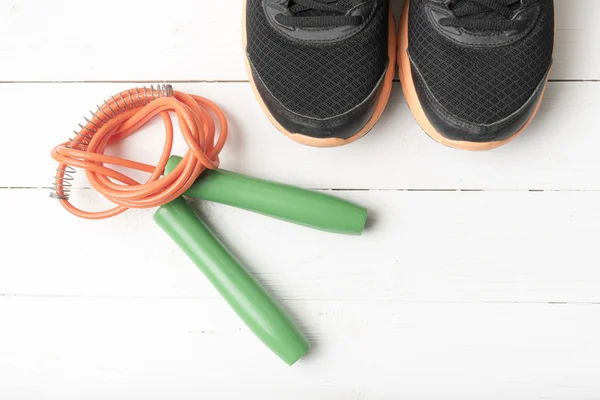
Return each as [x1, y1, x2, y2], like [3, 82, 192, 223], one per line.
[50, 84, 173, 200]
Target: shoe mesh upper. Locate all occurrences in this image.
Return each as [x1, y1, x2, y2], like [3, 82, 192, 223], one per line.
[408, 0, 554, 124]
[246, 0, 389, 120]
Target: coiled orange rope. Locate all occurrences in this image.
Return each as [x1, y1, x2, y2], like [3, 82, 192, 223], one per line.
[50, 87, 227, 220]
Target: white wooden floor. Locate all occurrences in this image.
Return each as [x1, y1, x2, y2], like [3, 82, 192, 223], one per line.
[2, 1, 600, 399]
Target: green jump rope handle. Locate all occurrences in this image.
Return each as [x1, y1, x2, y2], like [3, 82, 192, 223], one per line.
[165, 156, 367, 235]
[154, 197, 310, 365]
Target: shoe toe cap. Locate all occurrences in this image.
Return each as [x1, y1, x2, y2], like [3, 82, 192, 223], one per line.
[412, 67, 550, 144]
[248, 59, 390, 140]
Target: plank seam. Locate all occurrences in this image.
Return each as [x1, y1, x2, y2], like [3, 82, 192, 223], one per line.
[1, 293, 600, 305]
[2, 187, 600, 193]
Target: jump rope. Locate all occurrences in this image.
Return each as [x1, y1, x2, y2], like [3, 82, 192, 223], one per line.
[50, 85, 368, 365]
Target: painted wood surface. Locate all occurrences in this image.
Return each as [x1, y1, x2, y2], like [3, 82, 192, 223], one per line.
[2, 189, 600, 303]
[1, 82, 600, 190]
[1, 297, 599, 400]
[0, 0, 597, 81]
[1, 0, 599, 399]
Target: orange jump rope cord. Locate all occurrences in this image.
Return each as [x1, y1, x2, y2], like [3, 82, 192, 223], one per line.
[50, 87, 227, 220]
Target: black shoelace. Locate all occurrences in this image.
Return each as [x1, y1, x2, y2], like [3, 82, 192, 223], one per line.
[275, 0, 364, 28]
[440, 0, 528, 31]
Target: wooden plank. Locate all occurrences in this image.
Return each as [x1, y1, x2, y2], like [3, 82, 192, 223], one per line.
[3, 81, 600, 190]
[2, 189, 600, 303]
[0, 0, 597, 82]
[0, 296, 599, 399]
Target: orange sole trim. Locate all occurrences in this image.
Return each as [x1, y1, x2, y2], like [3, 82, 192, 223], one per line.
[243, 0, 397, 148]
[398, 0, 551, 151]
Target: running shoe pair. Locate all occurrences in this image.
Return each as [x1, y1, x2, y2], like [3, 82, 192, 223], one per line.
[243, 0, 555, 150]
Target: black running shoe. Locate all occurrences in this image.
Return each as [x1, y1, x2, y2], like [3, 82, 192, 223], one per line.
[243, 0, 396, 147]
[399, 0, 554, 150]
